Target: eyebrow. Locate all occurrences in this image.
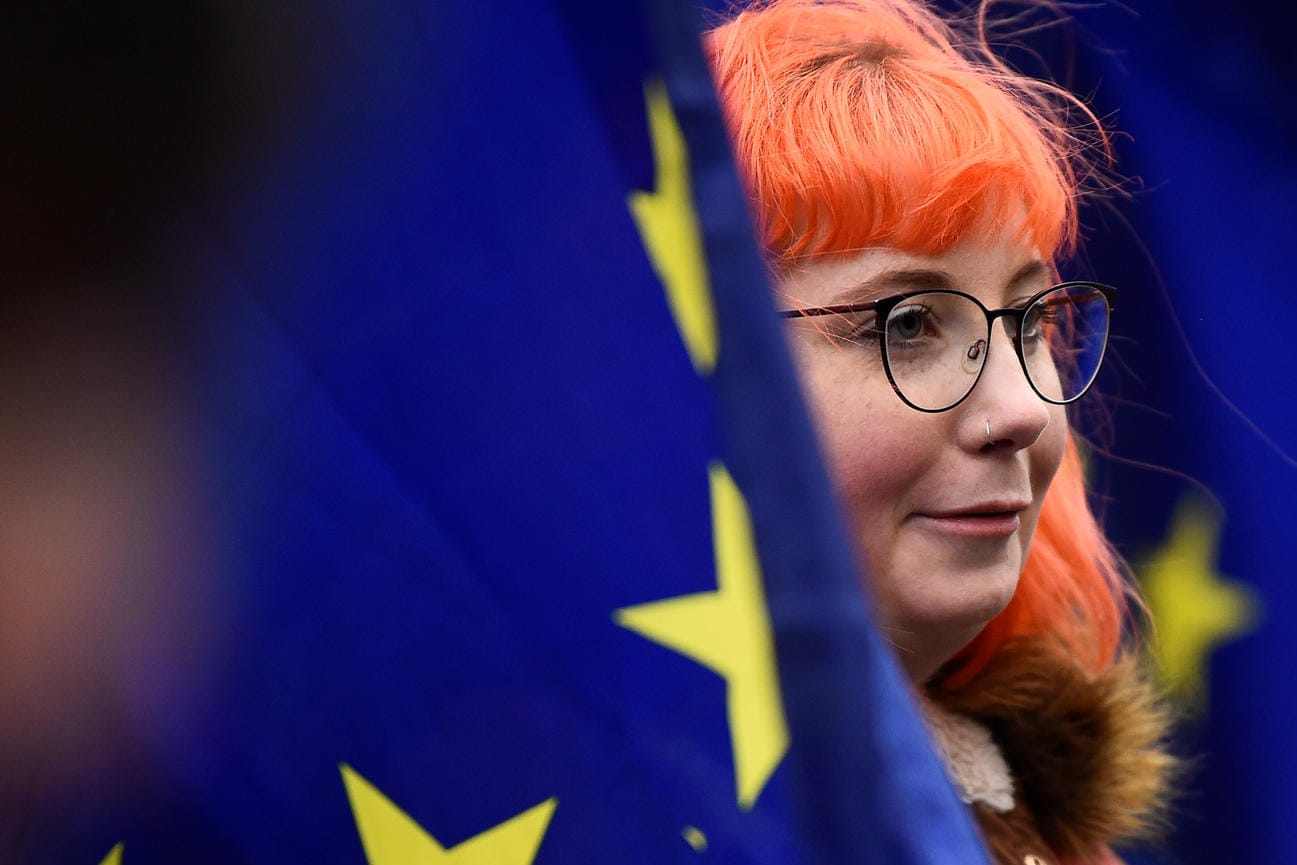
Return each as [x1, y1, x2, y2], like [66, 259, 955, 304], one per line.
[829, 259, 1051, 306]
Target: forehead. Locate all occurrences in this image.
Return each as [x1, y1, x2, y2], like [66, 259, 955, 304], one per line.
[777, 229, 1049, 309]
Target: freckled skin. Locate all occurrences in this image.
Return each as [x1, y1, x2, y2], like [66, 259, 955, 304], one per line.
[779, 227, 1067, 683]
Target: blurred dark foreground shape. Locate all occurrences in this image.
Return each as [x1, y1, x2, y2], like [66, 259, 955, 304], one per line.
[1, 2, 310, 852]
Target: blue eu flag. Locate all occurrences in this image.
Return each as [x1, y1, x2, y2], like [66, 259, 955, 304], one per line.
[13, 2, 991, 864]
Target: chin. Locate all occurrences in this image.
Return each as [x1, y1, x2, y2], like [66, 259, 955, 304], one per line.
[963, 563, 1021, 620]
[916, 556, 1020, 620]
[879, 564, 1021, 680]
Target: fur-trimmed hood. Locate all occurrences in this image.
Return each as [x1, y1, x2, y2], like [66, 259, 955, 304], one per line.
[928, 640, 1179, 865]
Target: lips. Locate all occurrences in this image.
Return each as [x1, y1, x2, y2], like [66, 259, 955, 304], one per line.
[912, 501, 1029, 538]
[921, 501, 1030, 519]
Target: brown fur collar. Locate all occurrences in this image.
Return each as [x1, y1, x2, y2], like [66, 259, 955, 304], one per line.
[928, 640, 1179, 864]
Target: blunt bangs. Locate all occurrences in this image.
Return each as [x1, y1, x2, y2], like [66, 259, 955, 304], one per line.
[707, 0, 1101, 265]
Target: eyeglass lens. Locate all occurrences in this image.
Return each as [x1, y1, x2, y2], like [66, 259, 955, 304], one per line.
[882, 285, 1110, 411]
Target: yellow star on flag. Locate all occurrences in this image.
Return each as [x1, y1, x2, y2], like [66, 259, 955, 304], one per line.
[98, 844, 124, 865]
[615, 462, 789, 809]
[626, 79, 718, 374]
[1139, 495, 1259, 705]
[340, 764, 557, 865]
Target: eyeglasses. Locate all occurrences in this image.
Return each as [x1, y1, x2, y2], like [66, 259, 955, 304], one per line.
[779, 282, 1116, 412]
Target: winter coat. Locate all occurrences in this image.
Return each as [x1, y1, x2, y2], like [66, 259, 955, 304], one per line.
[924, 639, 1177, 865]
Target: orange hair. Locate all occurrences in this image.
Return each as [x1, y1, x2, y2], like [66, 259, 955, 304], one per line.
[704, 0, 1131, 685]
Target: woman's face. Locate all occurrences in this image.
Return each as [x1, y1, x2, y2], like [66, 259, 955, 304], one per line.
[779, 226, 1067, 682]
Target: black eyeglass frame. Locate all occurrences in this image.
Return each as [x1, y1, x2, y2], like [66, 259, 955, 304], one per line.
[778, 281, 1117, 413]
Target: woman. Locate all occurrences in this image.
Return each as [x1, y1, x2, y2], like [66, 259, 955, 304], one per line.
[705, 2, 1176, 863]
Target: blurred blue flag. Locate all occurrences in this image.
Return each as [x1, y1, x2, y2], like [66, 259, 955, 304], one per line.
[1042, 3, 1297, 862]
[13, 1, 992, 864]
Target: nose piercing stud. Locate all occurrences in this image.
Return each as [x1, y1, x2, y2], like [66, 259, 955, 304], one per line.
[985, 418, 993, 445]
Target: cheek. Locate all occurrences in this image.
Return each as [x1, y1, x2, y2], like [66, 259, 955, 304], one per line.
[1031, 404, 1068, 497]
[789, 342, 928, 524]
[1018, 403, 1068, 554]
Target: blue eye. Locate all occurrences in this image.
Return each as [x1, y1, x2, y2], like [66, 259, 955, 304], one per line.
[1020, 302, 1059, 347]
[885, 302, 937, 346]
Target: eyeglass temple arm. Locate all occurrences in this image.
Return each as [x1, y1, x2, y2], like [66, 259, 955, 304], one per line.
[777, 302, 878, 319]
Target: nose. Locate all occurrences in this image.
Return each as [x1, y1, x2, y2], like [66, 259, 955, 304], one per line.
[961, 322, 1051, 452]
